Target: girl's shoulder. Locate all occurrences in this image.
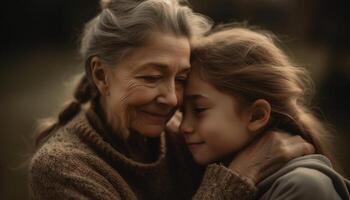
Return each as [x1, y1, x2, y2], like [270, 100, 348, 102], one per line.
[257, 154, 350, 200]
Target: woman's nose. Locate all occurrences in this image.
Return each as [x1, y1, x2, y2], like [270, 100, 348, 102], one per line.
[157, 82, 178, 107]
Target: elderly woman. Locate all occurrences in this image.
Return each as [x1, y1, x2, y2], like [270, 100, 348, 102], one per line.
[29, 0, 314, 199]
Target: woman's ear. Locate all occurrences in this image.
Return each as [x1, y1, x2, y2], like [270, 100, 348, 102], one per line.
[90, 56, 110, 96]
[247, 99, 271, 133]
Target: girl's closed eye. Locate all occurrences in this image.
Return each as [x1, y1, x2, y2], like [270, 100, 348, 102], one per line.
[193, 106, 208, 116]
[191, 98, 212, 116]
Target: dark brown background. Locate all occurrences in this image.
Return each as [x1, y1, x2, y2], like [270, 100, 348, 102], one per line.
[1, 0, 349, 199]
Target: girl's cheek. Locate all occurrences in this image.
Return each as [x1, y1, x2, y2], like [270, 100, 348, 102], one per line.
[197, 118, 216, 139]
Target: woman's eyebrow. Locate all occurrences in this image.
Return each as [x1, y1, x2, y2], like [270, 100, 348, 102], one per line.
[137, 62, 191, 72]
[133, 62, 165, 73]
[178, 68, 191, 74]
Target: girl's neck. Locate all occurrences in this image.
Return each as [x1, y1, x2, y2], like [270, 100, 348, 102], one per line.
[217, 153, 236, 167]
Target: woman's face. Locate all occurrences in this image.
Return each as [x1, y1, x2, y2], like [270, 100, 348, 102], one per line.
[104, 32, 191, 137]
[180, 69, 252, 165]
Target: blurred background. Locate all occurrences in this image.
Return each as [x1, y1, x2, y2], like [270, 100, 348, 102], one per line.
[1, 0, 349, 199]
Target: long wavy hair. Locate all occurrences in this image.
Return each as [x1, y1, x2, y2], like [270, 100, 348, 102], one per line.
[191, 25, 338, 167]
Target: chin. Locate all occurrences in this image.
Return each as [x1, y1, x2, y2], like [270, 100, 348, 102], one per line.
[193, 155, 212, 166]
[134, 124, 165, 137]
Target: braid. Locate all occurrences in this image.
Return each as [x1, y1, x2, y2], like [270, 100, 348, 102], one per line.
[35, 74, 96, 146]
[57, 75, 95, 124]
[74, 75, 95, 104]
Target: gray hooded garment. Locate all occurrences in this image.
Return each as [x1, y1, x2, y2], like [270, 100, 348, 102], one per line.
[256, 154, 350, 200]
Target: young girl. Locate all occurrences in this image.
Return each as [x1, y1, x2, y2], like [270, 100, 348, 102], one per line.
[180, 26, 350, 199]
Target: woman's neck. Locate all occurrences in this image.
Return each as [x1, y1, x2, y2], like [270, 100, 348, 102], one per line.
[126, 129, 159, 163]
[95, 97, 159, 163]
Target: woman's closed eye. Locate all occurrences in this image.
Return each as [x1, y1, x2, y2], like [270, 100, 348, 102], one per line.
[175, 76, 188, 86]
[137, 75, 162, 83]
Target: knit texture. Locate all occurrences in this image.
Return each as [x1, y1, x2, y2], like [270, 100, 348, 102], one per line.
[29, 107, 256, 199]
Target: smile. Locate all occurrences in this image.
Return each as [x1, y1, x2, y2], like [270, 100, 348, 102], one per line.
[140, 110, 170, 124]
[186, 141, 205, 148]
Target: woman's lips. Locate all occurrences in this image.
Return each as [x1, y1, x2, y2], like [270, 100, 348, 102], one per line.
[140, 110, 170, 124]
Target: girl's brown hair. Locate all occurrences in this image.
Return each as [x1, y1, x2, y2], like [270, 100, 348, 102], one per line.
[191, 25, 337, 166]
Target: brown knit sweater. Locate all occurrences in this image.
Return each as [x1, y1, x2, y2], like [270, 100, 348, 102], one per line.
[29, 106, 256, 199]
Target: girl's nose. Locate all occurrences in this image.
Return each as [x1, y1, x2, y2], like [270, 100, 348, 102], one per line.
[180, 116, 194, 135]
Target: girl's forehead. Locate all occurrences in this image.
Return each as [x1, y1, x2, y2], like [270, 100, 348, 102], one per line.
[185, 72, 217, 99]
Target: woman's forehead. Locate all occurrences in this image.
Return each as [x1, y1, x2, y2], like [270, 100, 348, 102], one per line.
[119, 34, 191, 73]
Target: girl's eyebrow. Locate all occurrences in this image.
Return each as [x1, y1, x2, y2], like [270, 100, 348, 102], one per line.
[184, 94, 209, 101]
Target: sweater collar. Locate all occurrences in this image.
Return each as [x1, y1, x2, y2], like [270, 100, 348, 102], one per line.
[67, 102, 167, 173]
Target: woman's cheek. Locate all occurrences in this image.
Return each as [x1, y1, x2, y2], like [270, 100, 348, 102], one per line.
[125, 85, 159, 105]
[176, 90, 184, 106]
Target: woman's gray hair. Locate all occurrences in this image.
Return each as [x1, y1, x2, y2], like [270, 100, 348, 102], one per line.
[80, 0, 212, 73]
[35, 0, 212, 146]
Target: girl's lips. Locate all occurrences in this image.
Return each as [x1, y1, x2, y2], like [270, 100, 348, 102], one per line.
[186, 141, 205, 148]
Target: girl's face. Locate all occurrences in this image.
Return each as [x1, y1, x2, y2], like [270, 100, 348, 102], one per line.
[97, 32, 191, 137]
[180, 69, 253, 165]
